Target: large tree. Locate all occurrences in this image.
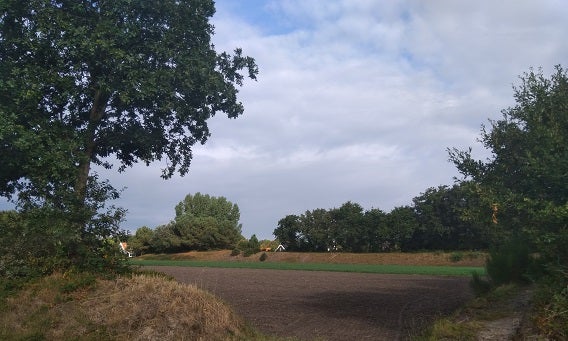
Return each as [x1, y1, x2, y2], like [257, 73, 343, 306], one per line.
[0, 1, 257, 272]
[0, 0, 258, 204]
[449, 66, 568, 263]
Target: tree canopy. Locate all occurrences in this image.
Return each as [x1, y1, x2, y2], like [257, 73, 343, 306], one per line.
[272, 187, 489, 253]
[0, 0, 257, 273]
[128, 193, 243, 253]
[449, 65, 568, 264]
[0, 0, 258, 202]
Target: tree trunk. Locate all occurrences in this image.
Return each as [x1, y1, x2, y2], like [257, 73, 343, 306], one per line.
[74, 90, 106, 203]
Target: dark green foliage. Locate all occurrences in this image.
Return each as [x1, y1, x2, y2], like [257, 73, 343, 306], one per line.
[0, 177, 129, 278]
[273, 215, 302, 251]
[148, 224, 181, 254]
[259, 252, 268, 262]
[173, 193, 243, 250]
[232, 235, 261, 257]
[242, 235, 260, 257]
[411, 183, 492, 250]
[449, 66, 568, 266]
[485, 236, 532, 286]
[58, 272, 98, 294]
[128, 226, 155, 255]
[449, 252, 463, 262]
[330, 202, 367, 252]
[0, 1, 256, 276]
[0, 0, 258, 195]
[448, 67, 568, 336]
[132, 193, 245, 253]
[532, 273, 568, 338]
[273, 184, 489, 253]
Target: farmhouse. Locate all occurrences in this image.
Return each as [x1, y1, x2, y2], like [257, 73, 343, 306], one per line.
[119, 242, 134, 258]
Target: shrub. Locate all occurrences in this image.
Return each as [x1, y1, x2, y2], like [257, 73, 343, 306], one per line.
[449, 252, 463, 262]
[533, 273, 568, 339]
[242, 248, 256, 257]
[259, 252, 267, 262]
[486, 236, 532, 286]
[230, 248, 241, 256]
[238, 235, 261, 257]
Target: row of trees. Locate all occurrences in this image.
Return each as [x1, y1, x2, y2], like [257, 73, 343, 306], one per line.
[128, 193, 244, 254]
[273, 182, 494, 253]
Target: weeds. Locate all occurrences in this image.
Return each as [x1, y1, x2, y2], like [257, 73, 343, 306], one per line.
[415, 318, 480, 340]
[470, 271, 492, 296]
[532, 271, 568, 339]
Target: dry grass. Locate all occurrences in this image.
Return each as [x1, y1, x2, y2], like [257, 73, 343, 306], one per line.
[140, 250, 486, 267]
[0, 273, 260, 340]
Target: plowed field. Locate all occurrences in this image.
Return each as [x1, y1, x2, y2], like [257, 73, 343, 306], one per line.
[150, 266, 473, 340]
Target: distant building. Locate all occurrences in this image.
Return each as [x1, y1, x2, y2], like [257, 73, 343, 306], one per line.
[119, 242, 134, 257]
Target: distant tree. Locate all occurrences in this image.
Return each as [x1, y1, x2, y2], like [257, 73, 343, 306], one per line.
[247, 234, 260, 255]
[330, 202, 366, 252]
[128, 226, 155, 255]
[273, 215, 302, 251]
[149, 224, 181, 254]
[172, 193, 243, 250]
[259, 239, 279, 251]
[385, 206, 418, 251]
[363, 208, 390, 252]
[300, 208, 333, 251]
[412, 186, 452, 249]
[235, 234, 261, 257]
[411, 184, 490, 250]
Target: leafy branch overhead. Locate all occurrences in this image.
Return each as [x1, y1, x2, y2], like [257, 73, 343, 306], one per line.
[0, 0, 258, 201]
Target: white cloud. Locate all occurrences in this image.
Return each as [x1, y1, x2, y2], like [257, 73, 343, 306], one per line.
[3, 0, 566, 240]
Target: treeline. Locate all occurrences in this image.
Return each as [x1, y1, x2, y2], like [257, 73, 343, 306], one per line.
[274, 182, 494, 253]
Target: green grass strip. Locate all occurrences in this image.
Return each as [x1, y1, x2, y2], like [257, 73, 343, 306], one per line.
[130, 259, 485, 277]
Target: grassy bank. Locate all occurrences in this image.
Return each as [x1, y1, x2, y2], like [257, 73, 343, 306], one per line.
[0, 272, 279, 340]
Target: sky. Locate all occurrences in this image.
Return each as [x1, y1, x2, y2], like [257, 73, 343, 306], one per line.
[2, 0, 568, 240]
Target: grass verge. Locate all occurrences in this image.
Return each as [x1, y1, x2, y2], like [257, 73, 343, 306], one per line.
[130, 259, 485, 276]
[413, 284, 530, 340]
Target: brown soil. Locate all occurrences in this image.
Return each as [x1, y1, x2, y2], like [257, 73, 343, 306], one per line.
[150, 266, 474, 340]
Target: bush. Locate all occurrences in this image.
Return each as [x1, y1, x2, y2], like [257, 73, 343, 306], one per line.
[238, 235, 260, 257]
[449, 252, 463, 262]
[533, 273, 568, 338]
[242, 248, 256, 257]
[259, 252, 267, 262]
[486, 236, 532, 286]
[230, 248, 240, 256]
